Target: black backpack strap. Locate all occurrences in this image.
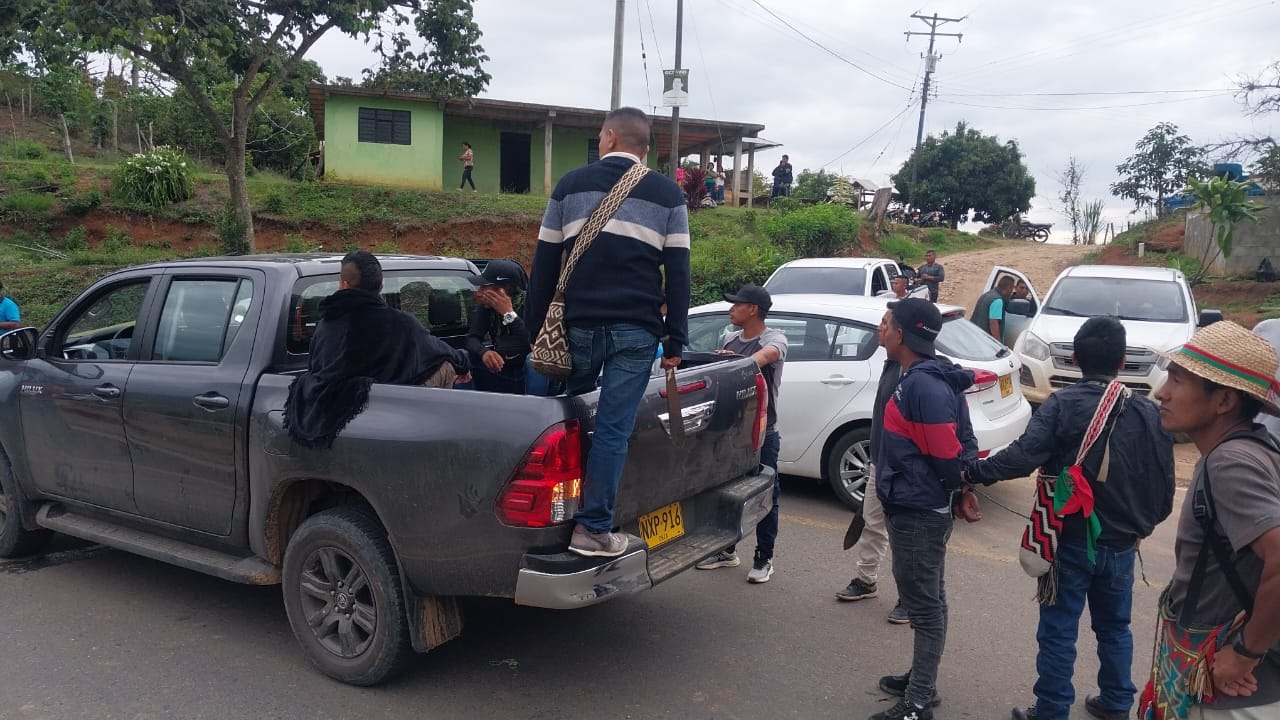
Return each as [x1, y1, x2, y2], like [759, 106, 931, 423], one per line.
[1183, 431, 1278, 622]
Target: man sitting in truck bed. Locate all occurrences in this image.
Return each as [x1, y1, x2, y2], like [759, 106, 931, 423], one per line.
[284, 251, 472, 448]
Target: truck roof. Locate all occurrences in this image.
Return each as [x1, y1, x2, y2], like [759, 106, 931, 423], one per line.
[777, 257, 896, 269]
[124, 254, 477, 278]
[1060, 264, 1184, 282]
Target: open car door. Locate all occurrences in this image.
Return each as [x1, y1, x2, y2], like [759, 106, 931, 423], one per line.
[982, 266, 1040, 349]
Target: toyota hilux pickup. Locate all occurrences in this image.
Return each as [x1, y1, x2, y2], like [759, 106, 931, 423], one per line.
[0, 254, 772, 686]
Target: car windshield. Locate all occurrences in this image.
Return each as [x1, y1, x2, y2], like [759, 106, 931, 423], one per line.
[936, 316, 1009, 361]
[1042, 277, 1187, 323]
[765, 267, 867, 296]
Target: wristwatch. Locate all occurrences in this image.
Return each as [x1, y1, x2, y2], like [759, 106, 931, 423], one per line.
[1233, 634, 1267, 661]
[502, 311, 518, 325]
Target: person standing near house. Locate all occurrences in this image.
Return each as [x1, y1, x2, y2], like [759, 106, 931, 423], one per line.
[459, 142, 476, 192]
[772, 155, 793, 199]
[0, 279, 21, 330]
[714, 161, 726, 203]
[696, 284, 786, 583]
[916, 251, 945, 303]
[526, 106, 691, 558]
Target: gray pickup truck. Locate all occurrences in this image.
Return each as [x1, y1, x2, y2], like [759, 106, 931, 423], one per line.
[0, 254, 773, 685]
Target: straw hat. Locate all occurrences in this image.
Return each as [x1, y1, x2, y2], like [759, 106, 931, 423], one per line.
[1160, 320, 1280, 416]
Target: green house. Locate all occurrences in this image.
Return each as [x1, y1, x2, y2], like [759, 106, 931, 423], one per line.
[307, 85, 775, 202]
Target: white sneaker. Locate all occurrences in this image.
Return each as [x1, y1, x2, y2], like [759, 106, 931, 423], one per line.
[747, 557, 774, 583]
[695, 550, 740, 569]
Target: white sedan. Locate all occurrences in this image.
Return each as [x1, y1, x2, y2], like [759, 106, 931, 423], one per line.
[686, 294, 1033, 508]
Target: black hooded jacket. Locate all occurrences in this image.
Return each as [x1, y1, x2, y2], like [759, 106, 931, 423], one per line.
[284, 288, 470, 449]
[969, 375, 1175, 546]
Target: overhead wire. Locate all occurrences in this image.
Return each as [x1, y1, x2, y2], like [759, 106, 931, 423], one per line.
[688, 0, 726, 153]
[643, 0, 665, 69]
[823, 103, 916, 169]
[930, 91, 1236, 112]
[634, 0, 655, 110]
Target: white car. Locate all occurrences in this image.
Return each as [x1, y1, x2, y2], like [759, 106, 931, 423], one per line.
[686, 294, 1033, 508]
[764, 257, 913, 298]
[983, 264, 1221, 406]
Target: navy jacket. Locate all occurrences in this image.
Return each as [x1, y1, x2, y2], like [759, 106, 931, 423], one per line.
[877, 358, 977, 514]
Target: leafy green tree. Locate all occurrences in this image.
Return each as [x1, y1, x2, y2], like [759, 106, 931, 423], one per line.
[1182, 174, 1264, 284]
[362, 0, 490, 97]
[39, 0, 490, 252]
[891, 121, 1036, 225]
[792, 169, 837, 203]
[1110, 122, 1204, 216]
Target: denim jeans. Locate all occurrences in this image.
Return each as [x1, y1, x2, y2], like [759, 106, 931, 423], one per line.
[729, 429, 781, 560]
[523, 356, 558, 397]
[1033, 539, 1137, 720]
[887, 508, 953, 708]
[566, 324, 659, 532]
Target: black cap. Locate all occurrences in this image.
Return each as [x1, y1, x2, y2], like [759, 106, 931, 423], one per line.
[888, 298, 942, 357]
[468, 259, 527, 291]
[722, 284, 772, 315]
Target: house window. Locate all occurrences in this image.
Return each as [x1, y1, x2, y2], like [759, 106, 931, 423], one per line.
[357, 107, 412, 145]
[587, 139, 600, 163]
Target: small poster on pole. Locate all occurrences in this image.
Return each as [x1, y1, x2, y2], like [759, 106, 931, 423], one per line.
[662, 70, 689, 107]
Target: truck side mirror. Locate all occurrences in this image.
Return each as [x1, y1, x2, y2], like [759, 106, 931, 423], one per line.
[1006, 298, 1033, 317]
[0, 327, 40, 361]
[1198, 309, 1224, 328]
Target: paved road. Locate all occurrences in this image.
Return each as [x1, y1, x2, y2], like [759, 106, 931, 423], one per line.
[0, 475, 1181, 720]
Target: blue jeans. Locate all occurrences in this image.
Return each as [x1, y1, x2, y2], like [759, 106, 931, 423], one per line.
[1034, 539, 1137, 720]
[729, 428, 781, 560]
[887, 509, 953, 709]
[566, 324, 659, 532]
[524, 356, 558, 397]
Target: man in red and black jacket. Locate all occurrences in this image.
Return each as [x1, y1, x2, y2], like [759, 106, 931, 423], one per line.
[869, 298, 975, 720]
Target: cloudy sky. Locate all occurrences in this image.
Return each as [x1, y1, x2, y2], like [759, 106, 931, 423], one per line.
[311, 0, 1279, 240]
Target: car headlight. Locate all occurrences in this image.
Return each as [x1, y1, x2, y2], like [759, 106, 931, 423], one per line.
[1023, 332, 1051, 362]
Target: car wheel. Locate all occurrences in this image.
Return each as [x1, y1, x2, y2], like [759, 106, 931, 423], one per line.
[826, 427, 872, 511]
[282, 505, 413, 686]
[0, 450, 51, 559]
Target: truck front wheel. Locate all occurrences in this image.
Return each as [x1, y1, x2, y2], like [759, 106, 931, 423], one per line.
[281, 506, 413, 686]
[0, 450, 51, 558]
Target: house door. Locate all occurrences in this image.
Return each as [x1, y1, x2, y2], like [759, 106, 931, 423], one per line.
[500, 132, 532, 193]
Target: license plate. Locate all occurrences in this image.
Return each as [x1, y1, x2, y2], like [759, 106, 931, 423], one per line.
[999, 374, 1013, 398]
[637, 502, 685, 548]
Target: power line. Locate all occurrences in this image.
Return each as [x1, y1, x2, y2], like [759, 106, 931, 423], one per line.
[823, 103, 917, 169]
[905, 11, 964, 186]
[634, 0, 655, 110]
[930, 91, 1235, 112]
[748, 0, 914, 91]
[940, 87, 1233, 98]
[688, 0, 726, 152]
[643, 0, 665, 69]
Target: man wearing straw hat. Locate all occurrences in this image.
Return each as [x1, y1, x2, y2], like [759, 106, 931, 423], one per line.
[1143, 321, 1280, 719]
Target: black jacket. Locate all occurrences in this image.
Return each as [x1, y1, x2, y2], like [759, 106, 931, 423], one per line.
[465, 303, 531, 378]
[969, 375, 1175, 546]
[972, 288, 1005, 340]
[284, 289, 470, 448]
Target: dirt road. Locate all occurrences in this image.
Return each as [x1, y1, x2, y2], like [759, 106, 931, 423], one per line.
[935, 240, 1092, 312]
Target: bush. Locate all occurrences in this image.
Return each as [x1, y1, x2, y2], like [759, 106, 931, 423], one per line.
[1167, 252, 1201, 280]
[282, 233, 311, 253]
[3, 163, 51, 191]
[762, 203, 861, 257]
[113, 146, 195, 207]
[690, 234, 794, 306]
[881, 234, 922, 262]
[6, 139, 49, 160]
[101, 224, 132, 254]
[58, 225, 89, 251]
[63, 188, 103, 216]
[260, 190, 287, 214]
[215, 206, 250, 255]
[769, 196, 801, 215]
[2, 190, 54, 217]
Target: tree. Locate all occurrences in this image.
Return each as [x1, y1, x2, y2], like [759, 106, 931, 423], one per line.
[43, 0, 490, 252]
[792, 169, 837, 203]
[1182, 174, 1264, 285]
[362, 0, 490, 97]
[1057, 156, 1084, 244]
[1110, 122, 1204, 217]
[891, 121, 1036, 225]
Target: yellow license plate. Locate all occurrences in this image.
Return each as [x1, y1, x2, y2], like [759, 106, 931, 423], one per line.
[637, 502, 685, 548]
[999, 374, 1013, 398]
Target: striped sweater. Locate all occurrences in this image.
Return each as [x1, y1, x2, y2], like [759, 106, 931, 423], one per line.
[527, 154, 691, 357]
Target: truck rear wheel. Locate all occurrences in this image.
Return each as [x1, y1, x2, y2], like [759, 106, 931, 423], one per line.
[0, 450, 51, 558]
[281, 505, 413, 686]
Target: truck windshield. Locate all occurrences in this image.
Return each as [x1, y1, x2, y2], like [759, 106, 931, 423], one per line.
[286, 270, 479, 355]
[1042, 277, 1188, 323]
[765, 267, 867, 295]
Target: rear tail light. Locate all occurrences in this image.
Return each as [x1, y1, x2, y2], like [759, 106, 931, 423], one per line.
[752, 372, 768, 450]
[966, 369, 1000, 394]
[496, 421, 583, 527]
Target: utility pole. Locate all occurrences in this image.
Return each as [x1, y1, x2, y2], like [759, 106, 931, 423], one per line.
[905, 12, 963, 189]
[610, 0, 625, 110]
[668, 0, 684, 181]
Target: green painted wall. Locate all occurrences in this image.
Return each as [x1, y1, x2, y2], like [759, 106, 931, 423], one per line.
[441, 118, 503, 193]
[324, 95, 444, 188]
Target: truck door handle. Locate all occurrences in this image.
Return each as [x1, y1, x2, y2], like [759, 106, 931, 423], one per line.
[92, 384, 121, 399]
[193, 393, 231, 410]
[820, 376, 856, 386]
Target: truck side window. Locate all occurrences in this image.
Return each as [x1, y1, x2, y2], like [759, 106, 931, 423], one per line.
[60, 281, 151, 361]
[871, 268, 888, 296]
[152, 279, 252, 363]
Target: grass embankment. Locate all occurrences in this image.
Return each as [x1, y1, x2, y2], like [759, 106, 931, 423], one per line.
[1077, 213, 1280, 326]
[2, 152, 988, 327]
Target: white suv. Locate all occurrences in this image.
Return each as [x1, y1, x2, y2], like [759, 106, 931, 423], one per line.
[985, 264, 1221, 406]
